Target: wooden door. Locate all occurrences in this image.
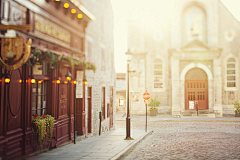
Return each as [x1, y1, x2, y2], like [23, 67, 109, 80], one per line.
[109, 87, 113, 128]
[87, 87, 92, 133]
[75, 70, 86, 135]
[185, 68, 208, 110]
[56, 67, 70, 146]
[185, 80, 208, 109]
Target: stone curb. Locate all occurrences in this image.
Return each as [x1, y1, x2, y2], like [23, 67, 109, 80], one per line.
[110, 130, 153, 160]
[116, 119, 240, 122]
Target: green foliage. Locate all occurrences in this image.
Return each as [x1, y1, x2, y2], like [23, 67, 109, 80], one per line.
[26, 44, 96, 72]
[233, 101, 240, 114]
[32, 114, 55, 149]
[148, 97, 160, 111]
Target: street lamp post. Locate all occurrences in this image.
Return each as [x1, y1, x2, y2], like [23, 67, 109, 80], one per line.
[125, 50, 133, 140]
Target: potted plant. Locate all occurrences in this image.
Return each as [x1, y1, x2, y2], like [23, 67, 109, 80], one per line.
[148, 97, 160, 116]
[233, 101, 240, 117]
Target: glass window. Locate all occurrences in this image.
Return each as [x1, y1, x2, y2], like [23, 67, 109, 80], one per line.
[154, 59, 163, 88]
[32, 61, 48, 116]
[32, 82, 47, 116]
[119, 97, 124, 106]
[226, 58, 236, 88]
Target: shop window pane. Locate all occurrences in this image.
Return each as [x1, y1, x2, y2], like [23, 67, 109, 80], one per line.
[154, 64, 162, 69]
[227, 58, 235, 62]
[154, 59, 162, 63]
[227, 82, 236, 87]
[154, 71, 162, 75]
[154, 83, 163, 88]
[227, 70, 235, 74]
[154, 77, 162, 82]
[119, 98, 124, 106]
[227, 76, 235, 80]
[227, 64, 235, 68]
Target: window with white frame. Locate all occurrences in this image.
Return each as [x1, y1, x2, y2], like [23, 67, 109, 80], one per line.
[226, 58, 236, 88]
[154, 59, 163, 88]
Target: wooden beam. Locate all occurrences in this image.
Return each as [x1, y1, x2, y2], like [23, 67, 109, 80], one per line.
[0, 24, 31, 30]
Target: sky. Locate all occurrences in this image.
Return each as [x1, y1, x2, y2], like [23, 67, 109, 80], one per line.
[111, 0, 240, 73]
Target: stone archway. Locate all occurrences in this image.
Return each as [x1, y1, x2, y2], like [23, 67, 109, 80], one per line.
[179, 62, 213, 113]
[185, 68, 208, 110]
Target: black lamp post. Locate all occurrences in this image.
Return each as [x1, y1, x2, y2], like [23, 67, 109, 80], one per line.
[125, 50, 133, 140]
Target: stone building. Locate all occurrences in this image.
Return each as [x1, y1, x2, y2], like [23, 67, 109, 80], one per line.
[127, 0, 240, 117]
[82, 0, 115, 135]
[0, 0, 115, 159]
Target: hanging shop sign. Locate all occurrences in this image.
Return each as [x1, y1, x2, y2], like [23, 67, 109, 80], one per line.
[76, 71, 83, 98]
[0, 38, 32, 71]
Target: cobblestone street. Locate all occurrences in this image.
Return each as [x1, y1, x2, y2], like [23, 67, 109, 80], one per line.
[116, 119, 240, 160]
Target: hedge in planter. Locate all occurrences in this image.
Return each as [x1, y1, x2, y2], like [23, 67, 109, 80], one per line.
[32, 114, 55, 149]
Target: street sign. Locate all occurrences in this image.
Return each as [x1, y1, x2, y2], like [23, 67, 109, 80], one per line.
[143, 92, 150, 100]
[144, 99, 150, 104]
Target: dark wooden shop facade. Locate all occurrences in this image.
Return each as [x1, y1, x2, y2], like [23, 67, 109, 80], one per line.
[0, 0, 93, 159]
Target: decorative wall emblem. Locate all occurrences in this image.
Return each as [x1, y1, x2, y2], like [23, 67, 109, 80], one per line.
[225, 30, 235, 42]
[0, 38, 31, 71]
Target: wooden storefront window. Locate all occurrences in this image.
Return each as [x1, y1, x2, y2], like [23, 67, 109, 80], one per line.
[32, 82, 47, 116]
[32, 61, 49, 116]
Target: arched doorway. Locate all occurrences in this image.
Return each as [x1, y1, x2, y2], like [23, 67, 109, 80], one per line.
[185, 68, 208, 110]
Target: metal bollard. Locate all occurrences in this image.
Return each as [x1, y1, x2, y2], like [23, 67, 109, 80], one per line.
[99, 111, 102, 136]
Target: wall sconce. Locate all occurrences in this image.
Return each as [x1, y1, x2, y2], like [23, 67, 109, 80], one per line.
[73, 80, 76, 84]
[64, 80, 68, 84]
[38, 80, 43, 84]
[65, 71, 72, 81]
[19, 79, 22, 83]
[31, 76, 36, 84]
[4, 75, 11, 84]
[56, 78, 61, 84]
[83, 78, 87, 85]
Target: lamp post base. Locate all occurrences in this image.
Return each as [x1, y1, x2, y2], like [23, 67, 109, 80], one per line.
[125, 117, 134, 140]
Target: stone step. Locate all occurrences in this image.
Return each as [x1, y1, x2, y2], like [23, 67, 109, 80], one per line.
[181, 113, 216, 118]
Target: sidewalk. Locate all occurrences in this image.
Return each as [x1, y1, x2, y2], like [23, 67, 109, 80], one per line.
[26, 128, 151, 160]
[116, 112, 240, 122]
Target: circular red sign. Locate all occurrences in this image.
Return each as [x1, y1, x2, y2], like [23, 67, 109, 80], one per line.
[143, 92, 150, 100]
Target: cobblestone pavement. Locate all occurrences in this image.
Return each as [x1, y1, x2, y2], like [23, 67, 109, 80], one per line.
[115, 120, 240, 160]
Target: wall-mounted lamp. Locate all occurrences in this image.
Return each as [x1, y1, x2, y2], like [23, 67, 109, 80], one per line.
[31, 76, 36, 84]
[72, 79, 76, 84]
[4, 75, 11, 84]
[83, 78, 87, 85]
[56, 78, 61, 84]
[19, 79, 22, 83]
[65, 71, 72, 81]
[64, 81, 68, 84]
